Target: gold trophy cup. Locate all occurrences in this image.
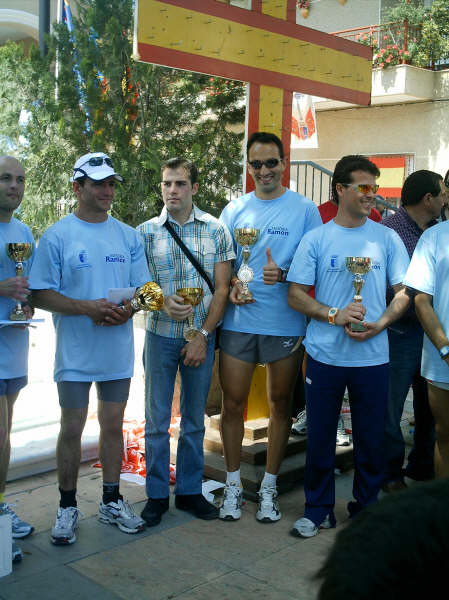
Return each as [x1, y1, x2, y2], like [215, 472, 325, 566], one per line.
[345, 257, 372, 332]
[122, 281, 164, 313]
[176, 287, 204, 341]
[234, 228, 260, 301]
[6, 243, 34, 321]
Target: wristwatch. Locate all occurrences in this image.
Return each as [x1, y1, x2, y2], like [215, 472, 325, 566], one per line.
[199, 328, 211, 342]
[328, 307, 339, 325]
[439, 345, 449, 359]
[278, 268, 288, 283]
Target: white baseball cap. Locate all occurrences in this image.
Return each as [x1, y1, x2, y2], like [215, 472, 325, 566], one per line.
[71, 152, 123, 182]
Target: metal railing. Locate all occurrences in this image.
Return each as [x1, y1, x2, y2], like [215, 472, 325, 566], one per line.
[290, 160, 333, 205]
[290, 159, 397, 213]
[332, 20, 449, 71]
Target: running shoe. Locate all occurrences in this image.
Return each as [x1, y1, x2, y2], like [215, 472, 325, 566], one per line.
[219, 482, 243, 521]
[51, 506, 82, 545]
[12, 541, 22, 563]
[256, 486, 281, 523]
[291, 409, 307, 435]
[0, 502, 34, 539]
[290, 514, 333, 538]
[98, 499, 145, 534]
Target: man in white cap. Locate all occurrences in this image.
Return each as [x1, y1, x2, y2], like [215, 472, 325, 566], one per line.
[29, 152, 150, 545]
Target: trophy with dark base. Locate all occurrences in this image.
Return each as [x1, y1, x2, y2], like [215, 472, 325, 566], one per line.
[234, 228, 260, 301]
[176, 287, 204, 341]
[122, 281, 164, 313]
[345, 257, 372, 332]
[6, 243, 34, 321]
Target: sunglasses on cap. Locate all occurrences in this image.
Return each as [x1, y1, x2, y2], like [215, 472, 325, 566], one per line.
[79, 156, 113, 168]
[248, 158, 281, 170]
[343, 183, 380, 194]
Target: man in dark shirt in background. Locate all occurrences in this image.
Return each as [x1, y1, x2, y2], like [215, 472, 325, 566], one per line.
[382, 170, 446, 491]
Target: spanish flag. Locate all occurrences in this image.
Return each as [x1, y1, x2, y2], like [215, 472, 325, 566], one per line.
[369, 156, 406, 199]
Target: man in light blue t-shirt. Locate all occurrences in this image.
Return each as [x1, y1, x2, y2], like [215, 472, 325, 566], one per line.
[218, 132, 322, 524]
[404, 221, 449, 479]
[29, 153, 150, 546]
[0, 156, 35, 564]
[288, 155, 410, 538]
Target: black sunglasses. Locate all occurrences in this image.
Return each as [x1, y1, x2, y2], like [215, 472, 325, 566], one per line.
[80, 157, 113, 168]
[248, 158, 281, 170]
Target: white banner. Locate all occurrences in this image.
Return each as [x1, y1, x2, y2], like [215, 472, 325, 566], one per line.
[291, 93, 318, 149]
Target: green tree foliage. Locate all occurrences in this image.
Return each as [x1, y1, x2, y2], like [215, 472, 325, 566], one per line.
[383, 0, 449, 68]
[0, 0, 245, 237]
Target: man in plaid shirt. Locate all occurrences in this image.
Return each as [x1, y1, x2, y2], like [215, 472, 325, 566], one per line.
[137, 158, 234, 526]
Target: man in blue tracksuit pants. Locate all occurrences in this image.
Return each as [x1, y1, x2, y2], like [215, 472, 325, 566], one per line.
[286, 155, 410, 537]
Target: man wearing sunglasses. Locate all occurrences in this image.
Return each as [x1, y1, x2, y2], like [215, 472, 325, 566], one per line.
[381, 170, 445, 493]
[287, 155, 410, 537]
[29, 152, 150, 545]
[218, 132, 322, 524]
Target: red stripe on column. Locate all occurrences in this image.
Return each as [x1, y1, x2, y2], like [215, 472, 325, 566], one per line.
[245, 83, 260, 193]
[282, 89, 293, 187]
[286, 0, 297, 23]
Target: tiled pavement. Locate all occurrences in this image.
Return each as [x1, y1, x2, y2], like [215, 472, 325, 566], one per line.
[0, 464, 357, 600]
[3, 310, 416, 599]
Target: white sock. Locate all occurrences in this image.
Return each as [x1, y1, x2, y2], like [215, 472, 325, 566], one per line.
[226, 469, 241, 486]
[260, 472, 277, 489]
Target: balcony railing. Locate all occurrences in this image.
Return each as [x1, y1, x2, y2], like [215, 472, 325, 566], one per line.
[333, 20, 449, 71]
[332, 20, 423, 68]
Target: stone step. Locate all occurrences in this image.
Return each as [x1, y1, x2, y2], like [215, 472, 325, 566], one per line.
[197, 444, 354, 501]
[170, 421, 307, 466]
[208, 414, 269, 441]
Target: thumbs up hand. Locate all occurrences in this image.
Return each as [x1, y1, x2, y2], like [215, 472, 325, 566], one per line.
[263, 247, 282, 285]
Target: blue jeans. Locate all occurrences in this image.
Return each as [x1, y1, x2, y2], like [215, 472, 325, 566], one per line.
[383, 322, 434, 483]
[143, 331, 215, 498]
[304, 357, 389, 527]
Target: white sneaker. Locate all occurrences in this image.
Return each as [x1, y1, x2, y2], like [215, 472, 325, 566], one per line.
[256, 486, 281, 523]
[12, 541, 22, 564]
[291, 409, 307, 435]
[0, 502, 34, 539]
[219, 482, 243, 521]
[290, 514, 332, 538]
[336, 415, 351, 446]
[98, 498, 145, 534]
[51, 506, 82, 545]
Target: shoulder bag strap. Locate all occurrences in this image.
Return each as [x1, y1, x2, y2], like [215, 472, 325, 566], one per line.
[163, 221, 215, 295]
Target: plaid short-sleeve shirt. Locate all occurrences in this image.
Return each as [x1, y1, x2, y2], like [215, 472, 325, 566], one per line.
[137, 205, 235, 338]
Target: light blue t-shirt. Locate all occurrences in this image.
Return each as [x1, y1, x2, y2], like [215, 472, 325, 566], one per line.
[404, 221, 449, 383]
[220, 189, 322, 336]
[29, 213, 150, 382]
[288, 218, 410, 367]
[0, 218, 35, 379]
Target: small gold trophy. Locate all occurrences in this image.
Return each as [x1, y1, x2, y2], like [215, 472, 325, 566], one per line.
[122, 281, 164, 313]
[234, 228, 260, 301]
[5, 243, 34, 321]
[345, 257, 372, 332]
[176, 287, 204, 341]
